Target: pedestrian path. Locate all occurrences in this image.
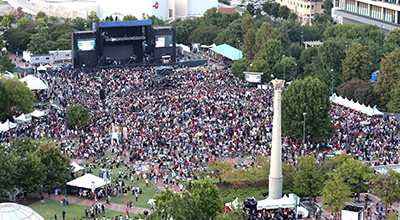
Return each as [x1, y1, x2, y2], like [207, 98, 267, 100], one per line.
[46, 193, 150, 214]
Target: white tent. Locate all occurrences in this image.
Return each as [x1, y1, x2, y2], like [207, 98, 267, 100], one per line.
[0, 120, 17, 132]
[15, 113, 32, 122]
[66, 173, 110, 189]
[30, 110, 45, 117]
[257, 194, 298, 210]
[37, 66, 47, 71]
[71, 161, 84, 172]
[44, 64, 52, 68]
[225, 197, 240, 210]
[330, 94, 384, 116]
[19, 75, 48, 90]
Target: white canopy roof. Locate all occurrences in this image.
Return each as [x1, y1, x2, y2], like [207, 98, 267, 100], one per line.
[225, 197, 240, 210]
[257, 194, 298, 210]
[71, 161, 84, 172]
[331, 94, 384, 116]
[30, 110, 45, 117]
[15, 113, 32, 122]
[0, 202, 45, 220]
[0, 120, 17, 132]
[37, 66, 46, 71]
[67, 173, 110, 189]
[19, 75, 48, 90]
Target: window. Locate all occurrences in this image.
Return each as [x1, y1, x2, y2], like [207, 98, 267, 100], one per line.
[311, 5, 314, 9]
[169, 9, 173, 18]
[321, 5, 324, 8]
[307, 5, 310, 8]
[301, 4, 303, 7]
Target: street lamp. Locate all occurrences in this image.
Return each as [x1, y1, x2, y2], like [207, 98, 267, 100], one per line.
[283, 55, 286, 81]
[303, 112, 306, 151]
[82, 64, 85, 73]
[331, 69, 334, 96]
[56, 48, 59, 71]
[345, 41, 348, 50]
[300, 31, 304, 46]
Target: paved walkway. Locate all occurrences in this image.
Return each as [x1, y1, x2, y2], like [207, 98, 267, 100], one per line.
[46, 194, 150, 214]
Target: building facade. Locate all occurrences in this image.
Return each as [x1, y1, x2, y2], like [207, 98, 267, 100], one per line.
[332, 0, 400, 33]
[277, 0, 324, 23]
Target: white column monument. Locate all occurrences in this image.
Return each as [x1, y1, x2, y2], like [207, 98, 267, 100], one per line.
[269, 79, 285, 200]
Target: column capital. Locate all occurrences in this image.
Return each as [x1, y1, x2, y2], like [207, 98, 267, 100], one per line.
[272, 79, 285, 90]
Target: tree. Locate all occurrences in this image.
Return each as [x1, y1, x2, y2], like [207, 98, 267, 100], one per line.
[54, 38, 71, 50]
[0, 48, 15, 73]
[387, 80, 400, 113]
[123, 14, 138, 21]
[150, 15, 165, 27]
[49, 16, 57, 24]
[34, 140, 71, 186]
[242, 27, 257, 60]
[1, 76, 34, 116]
[336, 158, 374, 201]
[17, 17, 32, 29]
[0, 80, 10, 121]
[322, 175, 352, 218]
[231, 57, 250, 81]
[189, 25, 221, 45]
[341, 43, 371, 82]
[278, 5, 290, 19]
[241, 15, 255, 40]
[14, 7, 25, 21]
[72, 17, 86, 31]
[0, 149, 20, 194]
[337, 79, 378, 106]
[255, 22, 278, 55]
[148, 179, 221, 220]
[248, 39, 283, 81]
[2, 16, 11, 28]
[15, 151, 46, 194]
[246, 3, 255, 16]
[282, 77, 335, 142]
[373, 169, 400, 217]
[269, 3, 280, 18]
[66, 104, 91, 127]
[323, 0, 333, 16]
[214, 18, 242, 48]
[375, 48, 400, 107]
[287, 43, 304, 60]
[5, 12, 16, 24]
[294, 156, 324, 198]
[36, 18, 46, 29]
[289, 12, 297, 21]
[385, 29, 400, 47]
[3, 28, 32, 49]
[28, 33, 49, 54]
[176, 18, 199, 45]
[298, 46, 318, 78]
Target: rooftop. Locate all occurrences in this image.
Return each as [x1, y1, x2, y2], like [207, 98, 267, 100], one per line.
[210, 44, 242, 61]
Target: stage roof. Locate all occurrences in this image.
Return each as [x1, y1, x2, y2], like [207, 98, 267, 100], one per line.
[99, 20, 153, 28]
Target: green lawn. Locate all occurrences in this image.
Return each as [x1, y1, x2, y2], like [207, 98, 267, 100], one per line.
[0, 0, 9, 5]
[79, 154, 156, 208]
[30, 199, 128, 220]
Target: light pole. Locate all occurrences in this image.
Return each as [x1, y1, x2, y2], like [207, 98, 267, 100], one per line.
[300, 32, 303, 46]
[82, 64, 85, 73]
[56, 48, 59, 71]
[345, 41, 348, 50]
[331, 69, 334, 96]
[283, 55, 286, 81]
[303, 112, 306, 150]
[380, 24, 383, 46]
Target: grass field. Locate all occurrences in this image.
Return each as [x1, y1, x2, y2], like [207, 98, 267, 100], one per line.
[78, 153, 156, 209]
[30, 199, 128, 220]
[0, 0, 9, 5]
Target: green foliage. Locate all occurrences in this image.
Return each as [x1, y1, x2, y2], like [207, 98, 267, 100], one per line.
[1, 76, 34, 116]
[202, 8, 240, 29]
[72, 17, 86, 31]
[294, 156, 324, 198]
[385, 29, 400, 47]
[373, 169, 400, 214]
[0, 148, 20, 194]
[248, 39, 284, 82]
[3, 28, 33, 49]
[341, 43, 371, 82]
[189, 25, 221, 45]
[287, 42, 303, 60]
[214, 18, 242, 48]
[282, 77, 335, 142]
[4, 13, 16, 24]
[387, 80, 400, 113]
[28, 33, 49, 54]
[0, 48, 15, 73]
[218, 0, 230, 5]
[36, 11, 47, 20]
[176, 18, 199, 45]
[231, 57, 250, 80]
[298, 46, 318, 79]
[255, 22, 278, 55]
[2, 16, 11, 28]
[219, 187, 268, 204]
[123, 14, 138, 21]
[36, 18, 46, 29]
[49, 16, 57, 24]
[322, 175, 352, 216]
[241, 15, 255, 40]
[17, 17, 33, 29]
[323, 24, 380, 43]
[289, 13, 297, 21]
[375, 48, 400, 107]
[337, 79, 378, 106]
[242, 27, 257, 59]
[278, 6, 290, 19]
[66, 104, 91, 127]
[0, 80, 10, 121]
[324, 0, 333, 15]
[149, 179, 221, 220]
[150, 15, 165, 27]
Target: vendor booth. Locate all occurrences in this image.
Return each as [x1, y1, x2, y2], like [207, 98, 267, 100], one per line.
[19, 75, 48, 90]
[66, 173, 110, 195]
[256, 194, 305, 219]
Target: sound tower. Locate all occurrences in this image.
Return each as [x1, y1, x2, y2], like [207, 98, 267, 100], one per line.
[100, 89, 105, 100]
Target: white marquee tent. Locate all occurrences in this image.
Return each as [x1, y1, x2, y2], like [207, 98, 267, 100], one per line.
[19, 75, 48, 90]
[15, 113, 32, 122]
[0, 120, 17, 132]
[30, 110, 45, 118]
[257, 194, 298, 210]
[71, 161, 84, 172]
[66, 173, 110, 189]
[330, 94, 384, 116]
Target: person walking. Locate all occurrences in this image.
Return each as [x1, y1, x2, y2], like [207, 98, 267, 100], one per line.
[62, 210, 66, 220]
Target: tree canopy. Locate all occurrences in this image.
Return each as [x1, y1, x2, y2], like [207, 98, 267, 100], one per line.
[1, 76, 34, 117]
[66, 104, 91, 127]
[282, 77, 335, 142]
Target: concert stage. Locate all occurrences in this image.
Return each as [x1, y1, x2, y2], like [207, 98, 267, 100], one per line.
[72, 20, 176, 69]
